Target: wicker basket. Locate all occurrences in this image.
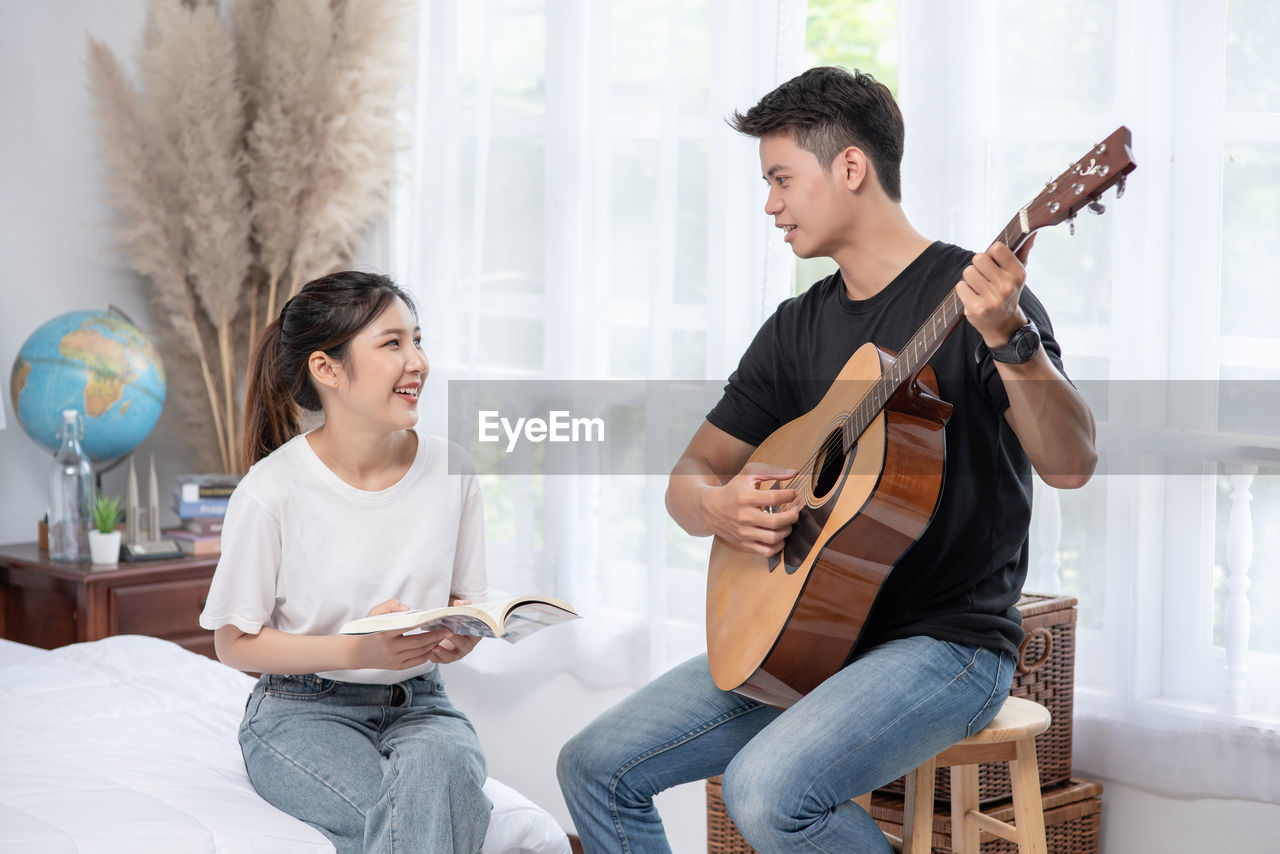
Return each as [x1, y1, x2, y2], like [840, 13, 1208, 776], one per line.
[706, 777, 751, 854]
[870, 777, 1103, 854]
[878, 593, 1077, 804]
[706, 776, 1102, 854]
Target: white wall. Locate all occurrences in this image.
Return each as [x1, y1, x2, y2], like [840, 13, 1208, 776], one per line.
[0, 0, 192, 544]
[2, 4, 1276, 853]
[1094, 778, 1280, 854]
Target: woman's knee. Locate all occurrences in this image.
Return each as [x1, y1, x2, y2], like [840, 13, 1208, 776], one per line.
[240, 731, 368, 841]
[390, 731, 486, 793]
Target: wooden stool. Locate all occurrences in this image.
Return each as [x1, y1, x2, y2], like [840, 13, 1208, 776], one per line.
[854, 696, 1052, 854]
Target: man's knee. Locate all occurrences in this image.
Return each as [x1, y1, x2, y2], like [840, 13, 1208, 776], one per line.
[720, 763, 792, 843]
[558, 721, 661, 811]
[557, 725, 605, 791]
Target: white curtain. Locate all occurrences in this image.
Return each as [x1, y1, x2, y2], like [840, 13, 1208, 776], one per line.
[898, 0, 1280, 802]
[398, 0, 1280, 804]
[395, 0, 808, 687]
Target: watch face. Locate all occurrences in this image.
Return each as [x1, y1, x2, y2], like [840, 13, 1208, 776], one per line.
[1014, 328, 1040, 361]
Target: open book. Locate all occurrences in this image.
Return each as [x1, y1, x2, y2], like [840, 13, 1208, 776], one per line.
[338, 594, 579, 643]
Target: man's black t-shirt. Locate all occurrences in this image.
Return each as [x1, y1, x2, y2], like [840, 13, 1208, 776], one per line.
[706, 241, 1067, 658]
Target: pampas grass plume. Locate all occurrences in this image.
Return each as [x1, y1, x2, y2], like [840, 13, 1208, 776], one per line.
[87, 0, 412, 472]
[291, 0, 414, 291]
[244, 0, 334, 318]
[86, 33, 229, 470]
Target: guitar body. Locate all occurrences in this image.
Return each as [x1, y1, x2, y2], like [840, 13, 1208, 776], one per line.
[706, 341, 951, 709]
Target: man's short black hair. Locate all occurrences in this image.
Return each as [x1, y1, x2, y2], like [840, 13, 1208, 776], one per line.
[730, 67, 905, 202]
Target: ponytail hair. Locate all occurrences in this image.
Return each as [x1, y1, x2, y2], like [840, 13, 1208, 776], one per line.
[242, 271, 418, 470]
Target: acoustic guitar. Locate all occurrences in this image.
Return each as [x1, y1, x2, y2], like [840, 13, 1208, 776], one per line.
[706, 126, 1137, 709]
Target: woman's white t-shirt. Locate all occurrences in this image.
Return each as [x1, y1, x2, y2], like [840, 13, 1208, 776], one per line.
[198, 429, 488, 684]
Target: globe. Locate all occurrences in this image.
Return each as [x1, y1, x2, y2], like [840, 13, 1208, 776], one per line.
[9, 310, 166, 462]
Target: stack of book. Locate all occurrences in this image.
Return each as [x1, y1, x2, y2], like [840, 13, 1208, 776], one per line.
[163, 474, 239, 557]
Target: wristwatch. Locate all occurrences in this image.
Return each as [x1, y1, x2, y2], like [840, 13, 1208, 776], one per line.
[975, 319, 1040, 365]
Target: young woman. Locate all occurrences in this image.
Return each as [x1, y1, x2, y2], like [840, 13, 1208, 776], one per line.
[199, 271, 491, 854]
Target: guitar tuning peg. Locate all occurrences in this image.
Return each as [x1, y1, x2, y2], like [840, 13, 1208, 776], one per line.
[1087, 199, 1106, 215]
[1067, 212, 1076, 236]
[1116, 175, 1127, 199]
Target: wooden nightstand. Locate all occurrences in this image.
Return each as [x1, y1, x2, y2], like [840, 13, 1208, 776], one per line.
[0, 541, 218, 658]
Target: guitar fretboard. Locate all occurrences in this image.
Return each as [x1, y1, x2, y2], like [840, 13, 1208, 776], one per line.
[840, 217, 1029, 451]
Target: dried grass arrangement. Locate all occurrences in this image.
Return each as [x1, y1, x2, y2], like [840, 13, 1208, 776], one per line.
[87, 0, 413, 473]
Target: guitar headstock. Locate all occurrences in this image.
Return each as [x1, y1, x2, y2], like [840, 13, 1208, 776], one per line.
[1018, 126, 1137, 241]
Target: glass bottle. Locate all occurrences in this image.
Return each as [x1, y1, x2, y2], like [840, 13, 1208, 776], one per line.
[48, 409, 95, 562]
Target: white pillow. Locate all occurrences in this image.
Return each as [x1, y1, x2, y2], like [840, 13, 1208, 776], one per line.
[483, 778, 572, 854]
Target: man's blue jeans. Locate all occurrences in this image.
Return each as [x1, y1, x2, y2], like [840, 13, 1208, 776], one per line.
[238, 669, 490, 854]
[558, 636, 1014, 853]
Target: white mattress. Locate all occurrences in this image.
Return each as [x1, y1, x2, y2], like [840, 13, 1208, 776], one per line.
[0, 635, 569, 854]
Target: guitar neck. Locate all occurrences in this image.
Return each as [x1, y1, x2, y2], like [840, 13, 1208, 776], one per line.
[843, 217, 1029, 449]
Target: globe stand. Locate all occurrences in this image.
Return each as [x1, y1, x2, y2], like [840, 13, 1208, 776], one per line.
[91, 449, 130, 494]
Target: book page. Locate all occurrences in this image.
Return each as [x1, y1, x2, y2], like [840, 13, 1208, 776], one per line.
[340, 608, 435, 634]
[409, 613, 498, 638]
[339, 605, 495, 635]
[500, 601, 580, 643]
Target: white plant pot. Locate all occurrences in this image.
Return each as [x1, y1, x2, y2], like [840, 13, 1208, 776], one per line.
[88, 530, 122, 566]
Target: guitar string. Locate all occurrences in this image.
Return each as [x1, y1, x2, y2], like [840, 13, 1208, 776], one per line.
[775, 300, 953, 502]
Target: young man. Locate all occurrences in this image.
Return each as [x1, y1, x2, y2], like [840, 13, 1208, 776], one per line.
[557, 67, 1096, 853]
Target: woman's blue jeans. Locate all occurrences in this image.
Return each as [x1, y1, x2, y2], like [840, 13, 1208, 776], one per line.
[557, 636, 1014, 853]
[238, 668, 490, 854]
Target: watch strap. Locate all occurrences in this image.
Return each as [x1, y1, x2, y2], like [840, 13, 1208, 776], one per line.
[974, 319, 1040, 365]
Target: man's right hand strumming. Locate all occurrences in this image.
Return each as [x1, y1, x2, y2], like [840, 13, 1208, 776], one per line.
[698, 463, 800, 556]
[666, 420, 800, 556]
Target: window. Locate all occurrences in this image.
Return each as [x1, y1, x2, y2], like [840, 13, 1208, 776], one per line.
[899, 0, 1280, 799]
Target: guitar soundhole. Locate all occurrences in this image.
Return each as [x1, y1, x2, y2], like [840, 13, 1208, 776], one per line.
[811, 430, 852, 502]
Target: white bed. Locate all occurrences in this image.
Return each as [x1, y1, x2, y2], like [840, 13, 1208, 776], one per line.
[0, 634, 570, 854]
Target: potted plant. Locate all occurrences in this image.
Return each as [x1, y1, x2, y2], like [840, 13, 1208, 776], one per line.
[88, 494, 123, 565]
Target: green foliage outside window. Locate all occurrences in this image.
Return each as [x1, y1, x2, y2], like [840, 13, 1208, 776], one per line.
[806, 0, 898, 91]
